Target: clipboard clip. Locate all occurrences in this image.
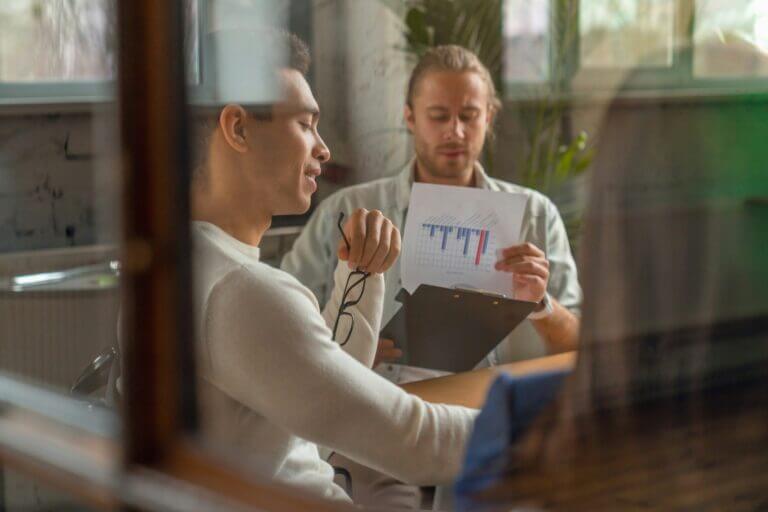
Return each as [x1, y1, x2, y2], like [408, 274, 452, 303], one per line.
[452, 286, 509, 300]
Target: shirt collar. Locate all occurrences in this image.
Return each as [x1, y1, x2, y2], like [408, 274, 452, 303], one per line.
[394, 157, 498, 209]
[192, 221, 261, 260]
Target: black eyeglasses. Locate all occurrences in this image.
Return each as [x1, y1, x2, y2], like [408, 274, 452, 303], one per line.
[332, 212, 370, 346]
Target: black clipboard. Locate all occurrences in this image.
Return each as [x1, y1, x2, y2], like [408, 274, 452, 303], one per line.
[380, 285, 537, 373]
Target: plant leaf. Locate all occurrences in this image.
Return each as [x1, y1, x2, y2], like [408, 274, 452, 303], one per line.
[405, 7, 431, 48]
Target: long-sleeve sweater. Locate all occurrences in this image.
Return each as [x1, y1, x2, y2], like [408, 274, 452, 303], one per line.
[192, 221, 478, 503]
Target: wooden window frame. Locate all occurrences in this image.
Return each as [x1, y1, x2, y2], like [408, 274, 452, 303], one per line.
[0, 2, 349, 510]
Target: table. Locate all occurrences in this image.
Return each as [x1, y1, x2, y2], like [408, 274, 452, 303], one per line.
[401, 351, 575, 409]
[415, 355, 768, 511]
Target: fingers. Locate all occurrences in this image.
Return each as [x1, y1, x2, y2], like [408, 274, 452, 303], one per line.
[380, 226, 402, 273]
[512, 273, 547, 303]
[337, 237, 349, 261]
[377, 347, 403, 364]
[499, 242, 545, 260]
[366, 219, 392, 273]
[496, 244, 550, 302]
[495, 256, 549, 276]
[359, 210, 384, 270]
[341, 209, 400, 273]
[345, 208, 368, 269]
[374, 338, 403, 366]
[379, 338, 396, 349]
[513, 273, 547, 288]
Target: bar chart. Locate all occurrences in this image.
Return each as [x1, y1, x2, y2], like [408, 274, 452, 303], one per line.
[402, 183, 527, 296]
[416, 213, 498, 272]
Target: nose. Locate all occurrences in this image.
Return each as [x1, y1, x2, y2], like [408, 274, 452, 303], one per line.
[314, 133, 331, 163]
[444, 116, 466, 140]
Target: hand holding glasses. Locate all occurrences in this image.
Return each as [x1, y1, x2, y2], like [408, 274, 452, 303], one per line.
[332, 211, 370, 346]
[336, 208, 401, 274]
[332, 209, 401, 346]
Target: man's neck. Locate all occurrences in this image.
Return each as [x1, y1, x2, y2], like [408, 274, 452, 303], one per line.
[414, 158, 476, 188]
[191, 186, 271, 247]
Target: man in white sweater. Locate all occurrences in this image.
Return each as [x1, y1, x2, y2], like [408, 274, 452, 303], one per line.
[189, 30, 477, 504]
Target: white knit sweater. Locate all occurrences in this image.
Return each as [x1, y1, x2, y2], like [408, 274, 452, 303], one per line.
[192, 221, 477, 503]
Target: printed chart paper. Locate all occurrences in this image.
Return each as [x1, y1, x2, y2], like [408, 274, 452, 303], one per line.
[401, 183, 528, 298]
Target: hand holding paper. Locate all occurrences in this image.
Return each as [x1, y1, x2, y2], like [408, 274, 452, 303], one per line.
[494, 242, 549, 303]
[401, 183, 529, 298]
[381, 184, 537, 372]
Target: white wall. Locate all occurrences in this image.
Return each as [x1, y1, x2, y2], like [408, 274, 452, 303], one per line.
[312, 0, 411, 189]
[0, 114, 102, 252]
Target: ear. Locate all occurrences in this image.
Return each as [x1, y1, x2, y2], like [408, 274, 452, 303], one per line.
[486, 105, 496, 128]
[219, 104, 249, 153]
[404, 104, 415, 134]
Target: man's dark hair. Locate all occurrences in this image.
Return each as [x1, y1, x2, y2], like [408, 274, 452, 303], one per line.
[192, 29, 311, 178]
[285, 31, 311, 76]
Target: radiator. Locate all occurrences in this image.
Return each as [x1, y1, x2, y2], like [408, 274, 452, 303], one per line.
[0, 245, 120, 390]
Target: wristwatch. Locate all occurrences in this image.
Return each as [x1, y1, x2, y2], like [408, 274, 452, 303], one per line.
[528, 292, 553, 320]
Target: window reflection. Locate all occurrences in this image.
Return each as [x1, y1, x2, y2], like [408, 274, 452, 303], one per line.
[694, 0, 768, 77]
[0, 2, 123, 510]
[580, 0, 675, 69]
[455, 2, 768, 505]
[503, 0, 549, 84]
[0, 0, 199, 84]
[0, 61, 120, 399]
[0, 0, 113, 81]
[3, 469, 101, 512]
[455, 86, 768, 507]
[3, 0, 768, 510]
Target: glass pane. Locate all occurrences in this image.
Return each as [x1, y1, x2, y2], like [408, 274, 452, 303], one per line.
[0, 2, 201, 474]
[0, 60, 121, 391]
[503, 0, 549, 84]
[189, 1, 516, 509]
[455, 88, 768, 505]
[0, 0, 199, 84]
[181, 0, 768, 510]
[0, 0, 114, 81]
[455, 2, 768, 508]
[694, 0, 768, 78]
[2, 470, 100, 512]
[580, 0, 675, 68]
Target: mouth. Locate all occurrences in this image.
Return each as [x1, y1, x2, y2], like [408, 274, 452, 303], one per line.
[438, 147, 468, 159]
[303, 166, 321, 190]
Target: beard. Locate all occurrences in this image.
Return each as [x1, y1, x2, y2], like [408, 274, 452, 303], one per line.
[415, 142, 477, 181]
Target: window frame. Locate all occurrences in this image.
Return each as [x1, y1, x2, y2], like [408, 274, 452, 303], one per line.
[504, 0, 768, 100]
[0, 0, 205, 109]
[0, 1, 350, 511]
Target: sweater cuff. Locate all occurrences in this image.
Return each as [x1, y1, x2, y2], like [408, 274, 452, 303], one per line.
[327, 261, 385, 366]
[331, 261, 385, 315]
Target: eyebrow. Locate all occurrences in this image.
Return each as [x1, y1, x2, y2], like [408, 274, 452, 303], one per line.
[426, 105, 481, 112]
[280, 103, 320, 119]
[299, 105, 320, 121]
